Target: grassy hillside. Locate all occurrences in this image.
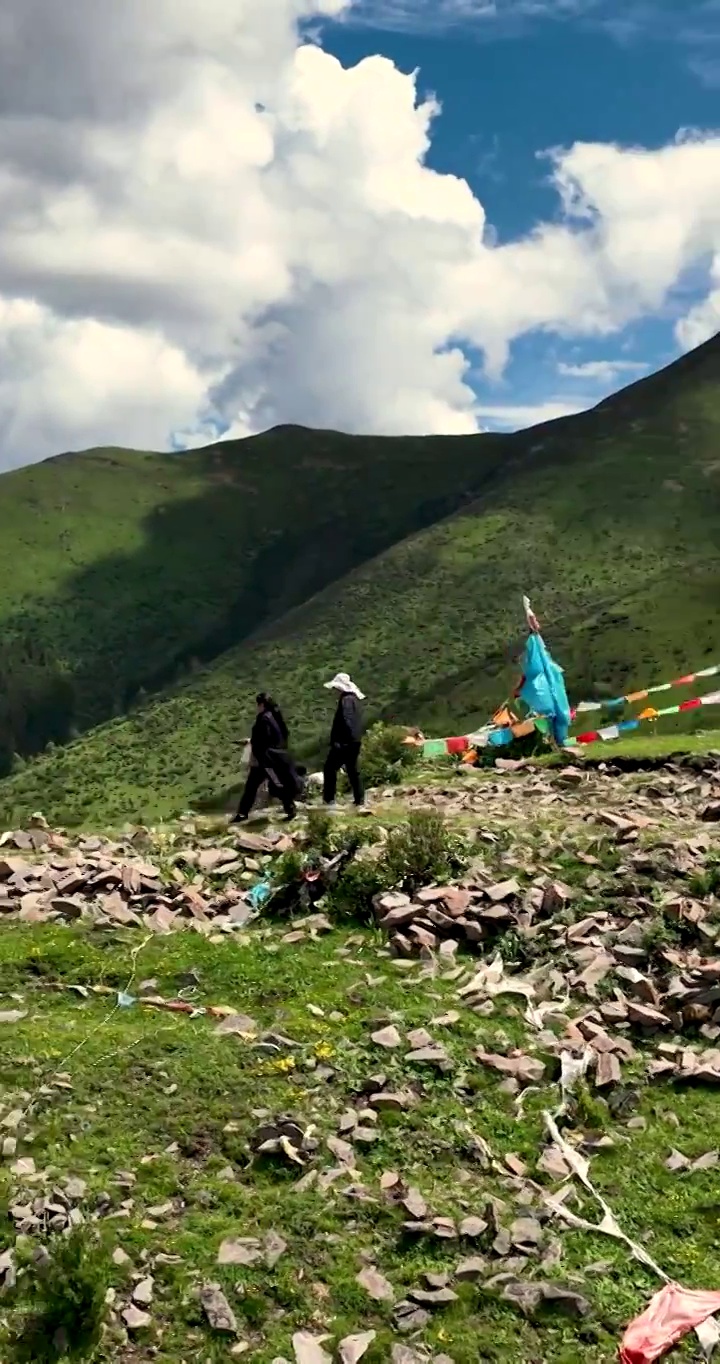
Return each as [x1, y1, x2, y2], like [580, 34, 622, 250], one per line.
[0, 426, 513, 768]
[5, 766, 720, 1362]
[0, 333, 718, 827]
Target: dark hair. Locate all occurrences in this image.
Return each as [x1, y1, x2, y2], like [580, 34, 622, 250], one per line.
[256, 692, 289, 744]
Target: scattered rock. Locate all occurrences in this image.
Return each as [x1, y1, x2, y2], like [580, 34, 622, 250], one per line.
[370, 1090, 414, 1112]
[215, 1013, 258, 1037]
[393, 1302, 432, 1333]
[406, 1027, 434, 1049]
[403, 1188, 428, 1220]
[200, 1283, 238, 1334]
[338, 1331, 377, 1364]
[371, 1025, 402, 1050]
[408, 1286, 458, 1308]
[292, 1332, 332, 1364]
[459, 1216, 487, 1238]
[122, 1305, 152, 1332]
[265, 1229, 288, 1267]
[64, 1178, 87, 1201]
[391, 1349, 425, 1364]
[356, 1265, 395, 1301]
[455, 1256, 486, 1281]
[540, 1284, 592, 1318]
[132, 1277, 154, 1307]
[406, 1044, 451, 1070]
[218, 1238, 263, 1266]
[10, 1156, 35, 1176]
[327, 1135, 356, 1166]
[486, 879, 521, 902]
[510, 1217, 543, 1250]
[476, 1051, 545, 1085]
[498, 1279, 591, 1319]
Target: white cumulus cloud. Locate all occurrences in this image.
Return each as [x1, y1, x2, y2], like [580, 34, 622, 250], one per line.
[675, 254, 720, 350]
[0, 0, 718, 469]
[557, 358, 648, 383]
[476, 399, 589, 428]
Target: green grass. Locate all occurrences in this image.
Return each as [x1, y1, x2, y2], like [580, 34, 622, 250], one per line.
[2, 771, 720, 1360]
[0, 428, 510, 766]
[0, 334, 719, 824]
[2, 920, 719, 1364]
[571, 727, 720, 761]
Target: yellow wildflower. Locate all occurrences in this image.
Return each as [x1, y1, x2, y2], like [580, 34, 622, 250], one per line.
[272, 1055, 296, 1073]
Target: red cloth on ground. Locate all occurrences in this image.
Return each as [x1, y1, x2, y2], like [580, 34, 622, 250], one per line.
[619, 1283, 720, 1364]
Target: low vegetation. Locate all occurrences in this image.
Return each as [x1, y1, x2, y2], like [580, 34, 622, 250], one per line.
[2, 754, 720, 1361]
[8, 1230, 109, 1364]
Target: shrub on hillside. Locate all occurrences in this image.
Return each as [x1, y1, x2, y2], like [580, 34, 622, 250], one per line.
[357, 723, 420, 791]
[303, 808, 377, 860]
[380, 808, 467, 893]
[304, 807, 335, 857]
[326, 854, 389, 926]
[8, 1229, 109, 1363]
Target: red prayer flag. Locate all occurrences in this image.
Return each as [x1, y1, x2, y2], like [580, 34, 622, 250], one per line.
[620, 1282, 720, 1364]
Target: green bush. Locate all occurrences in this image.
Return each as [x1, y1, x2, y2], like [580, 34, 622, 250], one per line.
[8, 1229, 109, 1363]
[357, 723, 420, 790]
[641, 913, 681, 958]
[302, 808, 376, 861]
[304, 807, 335, 857]
[689, 857, 720, 899]
[564, 1079, 609, 1135]
[379, 808, 467, 893]
[326, 855, 389, 925]
[273, 848, 306, 887]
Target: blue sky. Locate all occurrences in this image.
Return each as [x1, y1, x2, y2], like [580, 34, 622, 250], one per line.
[1, 0, 719, 466]
[312, 0, 720, 428]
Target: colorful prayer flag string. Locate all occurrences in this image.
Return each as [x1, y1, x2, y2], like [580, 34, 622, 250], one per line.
[421, 717, 545, 759]
[421, 688, 720, 758]
[566, 687, 720, 746]
[574, 663, 720, 715]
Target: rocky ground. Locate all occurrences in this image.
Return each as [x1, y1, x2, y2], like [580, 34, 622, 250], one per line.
[1, 757, 720, 1362]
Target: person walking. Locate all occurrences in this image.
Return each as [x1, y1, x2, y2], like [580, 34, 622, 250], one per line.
[233, 693, 300, 822]
[322, 672, 366, 809]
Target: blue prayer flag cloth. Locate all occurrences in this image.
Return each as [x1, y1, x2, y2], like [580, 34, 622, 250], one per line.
[519, 633, 571, 746]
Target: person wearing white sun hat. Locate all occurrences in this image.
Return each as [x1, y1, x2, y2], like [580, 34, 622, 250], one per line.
[322, 672, 366, 809]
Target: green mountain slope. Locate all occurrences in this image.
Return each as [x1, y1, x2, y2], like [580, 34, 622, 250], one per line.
[1, 333, 718, 826]
[0, 426, 515, 768]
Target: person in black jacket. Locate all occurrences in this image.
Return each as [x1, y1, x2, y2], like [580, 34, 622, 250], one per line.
[322, 672, 366, 808]
[233, 693, 300, 822]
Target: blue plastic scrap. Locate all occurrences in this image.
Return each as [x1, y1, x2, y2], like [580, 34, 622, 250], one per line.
[246, 879, 272, 910]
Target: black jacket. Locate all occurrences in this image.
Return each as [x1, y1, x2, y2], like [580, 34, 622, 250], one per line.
[250, 709, 287, 763]
[330, 693, 364, 745]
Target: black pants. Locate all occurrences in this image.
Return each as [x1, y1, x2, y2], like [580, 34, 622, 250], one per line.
[237, 761, 296, 819]
[323, 742, 364, 806]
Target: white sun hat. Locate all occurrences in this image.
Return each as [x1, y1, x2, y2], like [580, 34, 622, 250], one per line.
[324, 672, 365, 700]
